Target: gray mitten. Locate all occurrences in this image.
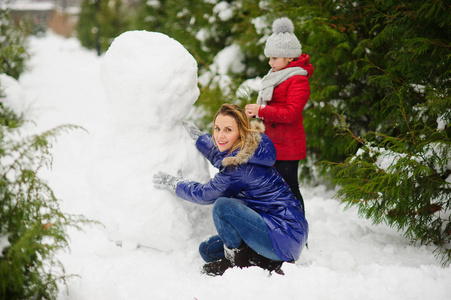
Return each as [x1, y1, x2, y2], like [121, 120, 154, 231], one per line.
[153, 170, 183, 192]
[182, 120, 203, 141]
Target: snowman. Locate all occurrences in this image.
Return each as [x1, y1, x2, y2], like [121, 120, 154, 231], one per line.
[88, 30, 212, 251]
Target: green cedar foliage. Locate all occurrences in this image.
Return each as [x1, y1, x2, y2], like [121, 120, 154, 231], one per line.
[0, 7, 28, 79]
[0, 101, 22, 129]
[315, 1, 451, 264]
[0, 102, 95, 299]
[76, 0, 129, 55]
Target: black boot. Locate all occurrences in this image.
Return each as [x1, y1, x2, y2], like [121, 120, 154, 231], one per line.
[248, 248, 286, 275]
[202, 243, 251, 276]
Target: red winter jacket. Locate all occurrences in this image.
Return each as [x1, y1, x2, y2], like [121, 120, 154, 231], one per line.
[258, 54, 313, 160]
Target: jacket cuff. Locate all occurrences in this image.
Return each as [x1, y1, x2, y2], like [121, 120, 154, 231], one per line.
[258, 105, 266, 118]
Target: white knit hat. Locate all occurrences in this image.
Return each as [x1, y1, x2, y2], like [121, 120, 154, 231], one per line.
[264, 17, 302, 58]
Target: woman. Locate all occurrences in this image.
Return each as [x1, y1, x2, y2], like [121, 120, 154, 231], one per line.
[153, 104, 308, 276]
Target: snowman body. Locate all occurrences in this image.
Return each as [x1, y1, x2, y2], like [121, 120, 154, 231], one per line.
[91, 31, 212, 250]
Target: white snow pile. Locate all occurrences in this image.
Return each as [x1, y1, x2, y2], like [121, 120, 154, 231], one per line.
[2, 31, 449, 299]
[198, 43, 245, 95]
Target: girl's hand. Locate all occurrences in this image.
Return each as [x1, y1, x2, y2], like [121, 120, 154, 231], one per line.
[245, 104, 260, 118]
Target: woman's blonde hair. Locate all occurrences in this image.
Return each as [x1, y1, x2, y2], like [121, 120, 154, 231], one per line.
[213, 103, 257, 152]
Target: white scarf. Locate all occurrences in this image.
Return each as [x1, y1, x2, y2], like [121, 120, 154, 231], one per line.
[257, 67, 308, 106]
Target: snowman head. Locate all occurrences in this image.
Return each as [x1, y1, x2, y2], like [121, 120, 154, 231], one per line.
[100, 31, 200, 128]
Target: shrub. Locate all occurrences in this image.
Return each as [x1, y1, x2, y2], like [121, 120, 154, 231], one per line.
[0, 7, 28, 79]
[0, 104, 94, 299]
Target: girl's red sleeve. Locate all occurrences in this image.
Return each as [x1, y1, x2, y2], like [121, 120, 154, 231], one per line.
[258, 76, 310, 124]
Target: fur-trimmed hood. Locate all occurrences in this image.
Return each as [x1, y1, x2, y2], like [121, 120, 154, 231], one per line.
[222, 121, 276, 168]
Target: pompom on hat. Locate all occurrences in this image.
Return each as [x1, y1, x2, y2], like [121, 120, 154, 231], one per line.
[264, 17, 302, 58]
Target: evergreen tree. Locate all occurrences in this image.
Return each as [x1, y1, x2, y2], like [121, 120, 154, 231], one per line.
[76, 0, 129, 55]
[301, 0, 451, 263]
[0, 7, 28, 79]
[0, 86, 95, 298]
[0, 122, 95, 299]
[76, 0, 99, 52]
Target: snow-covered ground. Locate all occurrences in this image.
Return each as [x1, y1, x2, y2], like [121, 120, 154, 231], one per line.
[7, 32, 451, 299]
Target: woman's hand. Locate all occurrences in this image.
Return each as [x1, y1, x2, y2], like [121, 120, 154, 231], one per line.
[153, 170, 183, 192]
[245, 104, 260, 118]
[182, 120, 203, 141]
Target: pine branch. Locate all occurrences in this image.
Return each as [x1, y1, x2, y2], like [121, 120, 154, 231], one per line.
[0, 123, 96, 300]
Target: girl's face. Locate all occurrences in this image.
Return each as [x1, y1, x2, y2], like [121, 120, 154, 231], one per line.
[269, 57, 294, 72]
[213, 114, 240, 152]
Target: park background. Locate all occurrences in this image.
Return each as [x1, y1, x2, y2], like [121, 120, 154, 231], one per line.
[1, 1, 450, 299]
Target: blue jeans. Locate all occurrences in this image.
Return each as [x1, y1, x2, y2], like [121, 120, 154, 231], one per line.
[199, 197, 281, 262]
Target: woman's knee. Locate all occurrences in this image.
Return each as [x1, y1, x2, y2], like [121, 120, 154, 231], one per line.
[213, 197, 235, 215]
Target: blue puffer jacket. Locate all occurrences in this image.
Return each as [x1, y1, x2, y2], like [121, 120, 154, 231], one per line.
[176, 121, 308, 261]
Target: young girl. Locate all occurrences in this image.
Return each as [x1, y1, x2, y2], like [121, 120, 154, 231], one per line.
[245, 17, 313, 211]
[153, 104, 308, 276]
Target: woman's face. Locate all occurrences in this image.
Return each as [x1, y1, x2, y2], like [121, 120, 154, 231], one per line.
[213, 114, 240, 152]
